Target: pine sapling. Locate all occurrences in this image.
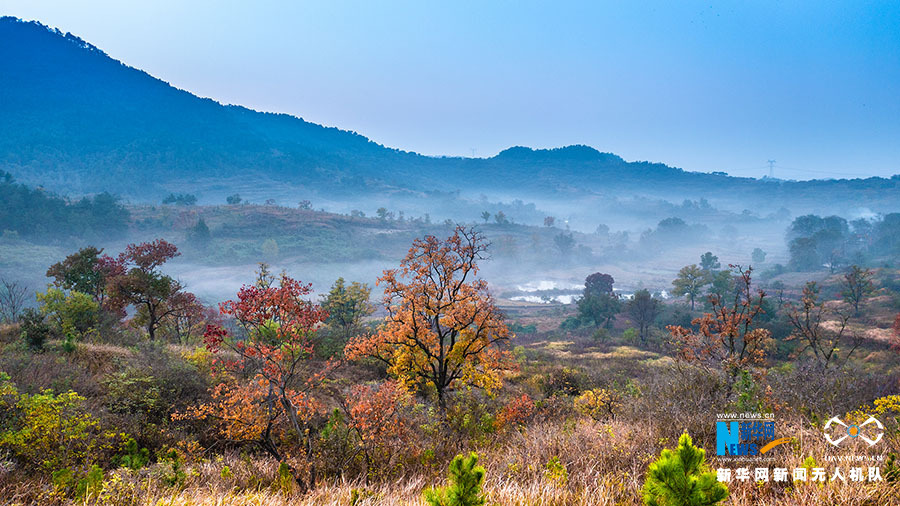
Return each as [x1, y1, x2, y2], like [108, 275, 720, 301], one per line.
[642, 432, 728, 506]
[424, 452, 486, 506]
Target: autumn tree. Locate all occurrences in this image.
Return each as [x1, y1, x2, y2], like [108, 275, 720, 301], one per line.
[158, 293, 213, 344]
[182, 272, 331, 492]
[706, 270, 738, 308]
[106, 240, 196, 340]
[671, 265, 709, 310]
[577, 273, 621, 328]
[785, 282, 859, 371]
[340, 380, 411, 481]
[668, 266, 773, 391]
[841, 265, 875, 315]
[345, 227, 512, 412]
[625, 289, 661, 345]
[46, 246, 124, 307]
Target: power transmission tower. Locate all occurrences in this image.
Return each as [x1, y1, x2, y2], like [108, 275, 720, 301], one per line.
[767, 160, 776, 178]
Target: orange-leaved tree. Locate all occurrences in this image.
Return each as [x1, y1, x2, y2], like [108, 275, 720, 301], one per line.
[341, 380, 411, 481]
[668, 265, 773, 391]
[176, 272, 331, 492]
[345, 226, 512, 412]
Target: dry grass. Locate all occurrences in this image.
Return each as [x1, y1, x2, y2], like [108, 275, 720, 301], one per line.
[2, 415, 896, 506]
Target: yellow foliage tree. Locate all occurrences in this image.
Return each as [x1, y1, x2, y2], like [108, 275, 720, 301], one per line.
[345, 226, 513, 411]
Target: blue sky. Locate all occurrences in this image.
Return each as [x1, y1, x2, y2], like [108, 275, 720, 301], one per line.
[5, 0, 899, 179]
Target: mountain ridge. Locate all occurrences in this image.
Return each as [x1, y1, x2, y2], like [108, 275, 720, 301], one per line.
[1, 16, 898, 214]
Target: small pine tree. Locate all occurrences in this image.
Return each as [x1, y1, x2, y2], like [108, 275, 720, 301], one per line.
[642, 432, 728, 506]
[424, 452, 486, 506]
[117, 437, 150, 470]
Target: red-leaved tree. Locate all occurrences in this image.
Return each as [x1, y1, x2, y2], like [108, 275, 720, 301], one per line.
[179, 273, 332, 492]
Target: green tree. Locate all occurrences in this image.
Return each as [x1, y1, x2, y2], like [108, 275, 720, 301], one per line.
[226, 194, 242, 205]
[642, 432, 727, 506]
[706, 270, 736, 308]
[19, 308, 51, 351]
[751, 248, 766, 265]
[671, 264, 709, 310]
[321, 277, 374, 341]
[577, 272, 620, 327]
[625, 289, 661, 345]
[789, 237, 820, 271]
[699, 252, 720, 272]
[36, 288, 100, 342]
[46, 247, 106, 301]
[480, 211, 491, 223]
[577, 293, 621, 328]
[553, 233, 575, 258]
[187, 218, 211, 248]
[424, 452, 486, 506]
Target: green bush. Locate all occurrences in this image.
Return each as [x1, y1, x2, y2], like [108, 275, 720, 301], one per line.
[424, 452, 486, 506]
[116, 437, 150, 470]
[19, 308, 50, 351]
[0, 387, 116, 472]
[642, 432, 728, 506]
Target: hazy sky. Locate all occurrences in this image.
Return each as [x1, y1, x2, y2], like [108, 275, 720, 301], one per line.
[5, 0, 900, 179]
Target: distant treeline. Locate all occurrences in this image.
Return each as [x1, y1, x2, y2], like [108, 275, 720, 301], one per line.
[0, 170, 129, 241]
[786, 213, 900, 271]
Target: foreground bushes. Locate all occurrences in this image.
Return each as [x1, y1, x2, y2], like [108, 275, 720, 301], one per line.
[0, 374, 118, 474]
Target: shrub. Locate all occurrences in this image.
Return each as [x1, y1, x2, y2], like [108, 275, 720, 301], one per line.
[423, 452, 486, 506]
[19, 308, 51, 351]
[542, 367, 584, 397]
[642, 432, 728, 506]
[623, 327, 638, 344]
[0, 387, 117, 473]
[495, 394, 535, 430]
[544, 455, 568, 486]
[574, 388, 622, 420]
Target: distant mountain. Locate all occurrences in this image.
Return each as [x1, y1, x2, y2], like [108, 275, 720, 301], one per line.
[2, 16, 898, 213]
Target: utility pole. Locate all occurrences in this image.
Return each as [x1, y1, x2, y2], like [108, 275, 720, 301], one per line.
[767, 160, 776, 178]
